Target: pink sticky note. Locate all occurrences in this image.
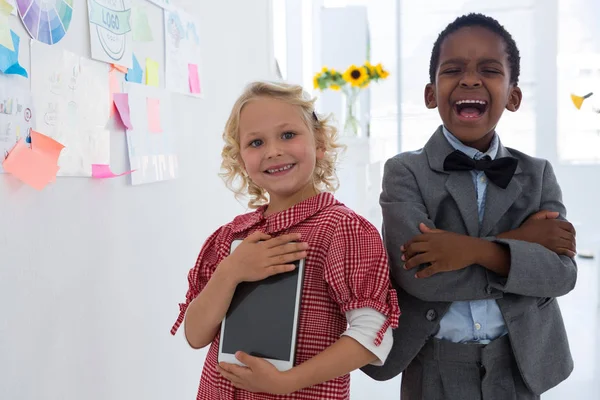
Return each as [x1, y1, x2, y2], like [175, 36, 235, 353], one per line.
[113, 93, 133, 130]
[147, 98, 162, 133]
[2, 139, 59, 190]
[109, 69, 121, 116]
[188, 63, 200, 94]
[91, 164, 134, 179]
[30, 130, 65, 164]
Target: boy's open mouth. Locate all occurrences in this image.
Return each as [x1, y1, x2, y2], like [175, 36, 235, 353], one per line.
[454, 99, 488, 119]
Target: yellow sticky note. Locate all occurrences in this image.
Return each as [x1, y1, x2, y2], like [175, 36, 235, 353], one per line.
[0, 0, 13, 16]
[146, 58, 159, 87]
[0, 15, 14, 51]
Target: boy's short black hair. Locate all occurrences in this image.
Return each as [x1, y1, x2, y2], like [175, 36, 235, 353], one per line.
[428, 13, 521, 85]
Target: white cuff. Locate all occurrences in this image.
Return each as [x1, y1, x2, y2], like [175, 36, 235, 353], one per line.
[343, 307, 393, 366]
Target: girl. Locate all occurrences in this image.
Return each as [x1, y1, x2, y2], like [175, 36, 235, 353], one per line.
[171, 81, 400, 399]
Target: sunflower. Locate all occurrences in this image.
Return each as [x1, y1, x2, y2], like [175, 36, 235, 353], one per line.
[331, 84, 341, 91]
[313, 73, 321, 89]
[343, 65, 369, 87]
[321, 66, 329, 73]
[375, 63, 390, 79]
[365, 61, 376, 76]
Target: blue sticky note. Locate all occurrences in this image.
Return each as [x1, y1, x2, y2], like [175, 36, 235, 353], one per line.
[0, 30, 28, 78]
[126, 53, 143, 83]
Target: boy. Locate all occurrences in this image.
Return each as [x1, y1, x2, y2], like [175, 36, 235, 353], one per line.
[361, 13, 577, 400]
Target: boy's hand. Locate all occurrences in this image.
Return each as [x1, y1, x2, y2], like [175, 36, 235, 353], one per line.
[402, 223, 479, 278]
[220, 232, 308, 285]
[498, 210, 576, 257]
[217, 352, 295, 395]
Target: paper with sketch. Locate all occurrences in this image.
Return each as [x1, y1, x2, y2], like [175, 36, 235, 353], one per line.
[164, 7, 203, 96]
[0, 74, 35, 173]
[87, 0, 133, 68]
[123, 82, 177, 185]
[31, 42, 110, 177]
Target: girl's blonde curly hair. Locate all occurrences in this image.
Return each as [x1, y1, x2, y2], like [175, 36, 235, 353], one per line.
[220, 81, 343, 209]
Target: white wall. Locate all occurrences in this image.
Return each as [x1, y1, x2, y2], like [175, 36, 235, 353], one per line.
[0, 1, 273, 399]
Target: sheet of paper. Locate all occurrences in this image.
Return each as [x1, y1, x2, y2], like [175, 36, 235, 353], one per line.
[188, 63, 200, 94]
[113, 93, 133, 129]
[91, 163, 133, 178]
[164, 7, 202, 96]
[0, 30, 27, 77]
[146, 98, 161, 133]
[147, 0, 170, 8]
[30, 130, 64, 164]
[2, 139, 59, 190]
[87, 0, 133, 68]
[31, 42, 110, 177]
[0, 74, 35, 173]
[146, 57, 159, 87]
[126, 53, 143, 83]
[132, 5, 153, 42]
[123, 82, 177, 185]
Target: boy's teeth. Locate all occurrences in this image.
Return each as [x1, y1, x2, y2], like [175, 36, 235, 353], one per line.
[455, 99, 487, 105]
[267, 164, 293, 173]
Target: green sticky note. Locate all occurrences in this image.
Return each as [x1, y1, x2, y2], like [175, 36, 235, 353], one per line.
[132, 6, 153, 42]
[146, 58, 159, 87]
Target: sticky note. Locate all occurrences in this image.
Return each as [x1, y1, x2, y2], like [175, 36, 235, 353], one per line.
[188, 63, 200, 94]
[126, 53, 143, 83]
[0, 0, 13, 16]
[30, 130, 65, 164]
[132, 6, 153, 42]
[109, 69, 121, 116]
[0, 16, 13, 51]
[92, 164, 134, 179]
[112, 64, 128, 73]
[146, 98, 162, 133]
[146, 58, 159, 87]
[113, 93, 133, 130]
[0, 30, 27, 77]
[2, 139, 59, 190]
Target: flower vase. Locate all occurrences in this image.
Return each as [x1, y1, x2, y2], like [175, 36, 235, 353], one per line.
[341, 87, 360, 137]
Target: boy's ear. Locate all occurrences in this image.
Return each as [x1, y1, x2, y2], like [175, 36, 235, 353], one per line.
[424, 84, 437, 109]
[506, 85, 522, 112]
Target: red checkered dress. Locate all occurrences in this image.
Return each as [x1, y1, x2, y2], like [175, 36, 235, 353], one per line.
[171, 192, 400, 400]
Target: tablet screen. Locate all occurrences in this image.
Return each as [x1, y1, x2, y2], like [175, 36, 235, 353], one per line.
[221, 260, 301, 361]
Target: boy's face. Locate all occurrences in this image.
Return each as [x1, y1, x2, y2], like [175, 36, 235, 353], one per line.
[424, 26, 522, 150]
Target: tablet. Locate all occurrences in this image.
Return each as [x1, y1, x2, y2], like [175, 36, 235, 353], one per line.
[218, 240, 305, 371]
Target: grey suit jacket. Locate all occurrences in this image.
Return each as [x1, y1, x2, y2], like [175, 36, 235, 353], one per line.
[361, 127, 576, 395]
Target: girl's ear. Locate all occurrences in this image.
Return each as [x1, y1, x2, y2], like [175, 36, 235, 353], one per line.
[316, 147, 325, 160]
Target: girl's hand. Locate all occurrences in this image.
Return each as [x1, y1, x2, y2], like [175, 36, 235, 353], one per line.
[217, 352, 296, 395]
[221, 231, 308, 284]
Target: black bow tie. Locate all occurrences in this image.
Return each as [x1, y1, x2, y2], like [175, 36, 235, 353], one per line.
[443, 150, 518, 189]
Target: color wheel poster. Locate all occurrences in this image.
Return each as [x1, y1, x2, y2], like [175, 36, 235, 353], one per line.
[16, 0, 73, 45]
[87, 0, 133, 68]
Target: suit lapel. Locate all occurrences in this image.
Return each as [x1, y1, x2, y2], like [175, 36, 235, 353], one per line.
[480, 143, 523, 237]
[425, 126, 480, 237]
[425, 127, 523, 238]
[445, 173, 480, 237]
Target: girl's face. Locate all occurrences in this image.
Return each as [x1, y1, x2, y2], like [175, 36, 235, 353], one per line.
[238, 97, 324, 212]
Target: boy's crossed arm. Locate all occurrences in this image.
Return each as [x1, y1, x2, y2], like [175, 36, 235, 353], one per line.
[383, 158, 577, 303]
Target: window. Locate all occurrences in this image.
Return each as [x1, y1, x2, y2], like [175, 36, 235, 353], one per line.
[557, 0, 600, 164]
[399, 0, 536, 156]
